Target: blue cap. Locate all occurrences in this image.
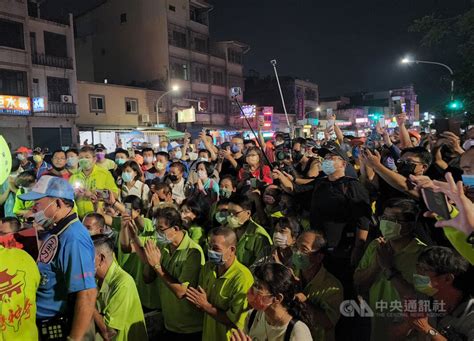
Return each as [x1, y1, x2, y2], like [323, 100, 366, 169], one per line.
[19, 175, 75, 201]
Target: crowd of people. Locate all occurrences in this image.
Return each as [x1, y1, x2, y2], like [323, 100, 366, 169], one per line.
[0, 113, 473, 341]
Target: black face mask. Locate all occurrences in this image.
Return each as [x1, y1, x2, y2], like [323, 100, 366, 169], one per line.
[168, 174, 178, 182]
[396, 160, 417, 177]
[293, 151, 303, 163]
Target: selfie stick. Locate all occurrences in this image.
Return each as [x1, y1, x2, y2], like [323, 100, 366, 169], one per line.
[232, 97, 273, 169]
[270, 59, 293, 137]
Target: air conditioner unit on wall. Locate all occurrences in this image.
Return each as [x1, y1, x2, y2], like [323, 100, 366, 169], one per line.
[61, 95, 73, 103]
[140, 114, 150, 123]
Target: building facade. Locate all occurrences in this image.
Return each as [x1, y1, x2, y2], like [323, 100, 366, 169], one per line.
[75, 0, 248, 131]
[0, 0, 78, 150]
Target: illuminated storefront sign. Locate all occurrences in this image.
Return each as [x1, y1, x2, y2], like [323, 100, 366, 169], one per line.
[0, 95, 31, 115]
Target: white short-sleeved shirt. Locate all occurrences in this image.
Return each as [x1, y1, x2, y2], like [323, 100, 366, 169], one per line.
[245, 310, 313, 341]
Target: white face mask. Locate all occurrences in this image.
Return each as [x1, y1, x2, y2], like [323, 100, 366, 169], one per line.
[462, 139, 474, 151]
[34, 200, 56, 229]
[273, 232, 288, 248]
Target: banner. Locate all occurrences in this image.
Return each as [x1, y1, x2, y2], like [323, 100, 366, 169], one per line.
[177, 107, 196, 123]
[0, 95, 31, 115]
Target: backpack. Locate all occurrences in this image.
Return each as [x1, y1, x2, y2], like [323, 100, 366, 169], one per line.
[248, 309, 297, 341]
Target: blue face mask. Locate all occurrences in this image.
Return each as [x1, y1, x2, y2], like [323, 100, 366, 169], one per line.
[321, 160, 336, 175]
[174, 150, 183, 159]
[115, 158, 126, 166]
[231, 144, 241, 154]
[208, 249, 225, 265]
[462, 174, 474, 188]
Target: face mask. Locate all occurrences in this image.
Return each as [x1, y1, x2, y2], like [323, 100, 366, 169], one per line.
[33, 155, 43, 163]
[34, 200, 56, 229]
[122, 171, 134, 183]
[208, 249, 225, 265]
[156, 230, 172, 245]
[247, 287, 273, 311]
[168, 174, 178, 182]
[379, 220, 402, 241]
[174, 151, 182, 159]
[321, 160, 336, 175]
[67, 157, 78, 168]
[273, 232, 288, 248]
[198, 169, 208, 180]
[396, 160, 417, 177]
[231, 144, 241, 154]
[96, 152, 106, 161]
[220, 188, 232, 199]
[413, 274, 438, 296]
[199, 157, 209, 163]
[160, 147, 168, 152]
[263, 195, 276, 205]
[462, 174, 474, 188]
[293, 151, 303, 162]
[188, 152, 198, 161]
[275, 140, 284, 147]
[17, 154, 26, 161]
[144, 156, 154, 164]
[292, 251, 312, 271]
[227, 214, 243, 229]
[52, 165, 65, 172]
[462, 139, 474, 151]
[115, 158, 126, 166]
[215, 211, 229, 224]
[79, 158, 93, 170]
[155, 162, 165, 171]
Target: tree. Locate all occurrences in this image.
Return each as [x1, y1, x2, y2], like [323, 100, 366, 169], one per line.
[410, 5, 474, 122]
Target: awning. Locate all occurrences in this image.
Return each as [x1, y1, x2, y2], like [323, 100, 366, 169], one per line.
[141, 127, 185, 139]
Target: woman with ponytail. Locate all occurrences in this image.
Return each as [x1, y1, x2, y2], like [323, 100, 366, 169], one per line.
[231, 263, 313, 341]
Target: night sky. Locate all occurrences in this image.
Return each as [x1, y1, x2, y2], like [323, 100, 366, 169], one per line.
[44, 0, 468, 111]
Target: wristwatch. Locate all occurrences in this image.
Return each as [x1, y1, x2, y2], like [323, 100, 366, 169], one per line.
[427, 328, 439, 337]
[153, 263, 162, 272]
[467, 231, 474, 245]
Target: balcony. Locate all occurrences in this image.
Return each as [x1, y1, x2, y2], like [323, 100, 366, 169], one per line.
[47, 102, 76, 115]
[32, 53, 73, 69]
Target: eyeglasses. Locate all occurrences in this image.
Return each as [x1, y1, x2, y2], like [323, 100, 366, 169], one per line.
[397, 159, 424, 166]
[228, 210, 244, 216]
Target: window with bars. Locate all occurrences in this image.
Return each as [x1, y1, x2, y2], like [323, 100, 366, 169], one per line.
[170, 61, 189, 80]
[0, 19, 24, 50]
[193, 37, 208, 53]
[228, 49, 242, 64]
[213, 98, 225, 113]
[0, 69, 27, 96]
[212, 71, 224, 86]
[193, 65, 208, 83]
[47, 77, 70, 102]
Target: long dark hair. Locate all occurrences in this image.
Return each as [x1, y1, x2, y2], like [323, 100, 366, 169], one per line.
[253, 263, 312, 326]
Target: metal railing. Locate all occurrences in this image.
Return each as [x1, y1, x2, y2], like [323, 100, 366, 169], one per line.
[32, 53, 73, 69]
[47, 101, 76, 115]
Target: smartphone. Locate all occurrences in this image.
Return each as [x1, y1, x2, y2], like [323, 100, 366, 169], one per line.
[421, 188, 450, 220]
[96, 189, 109, 201]
[125, 203, 132, 216]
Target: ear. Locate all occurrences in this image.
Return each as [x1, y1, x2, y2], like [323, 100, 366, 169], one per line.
[274, 293, 284, 305]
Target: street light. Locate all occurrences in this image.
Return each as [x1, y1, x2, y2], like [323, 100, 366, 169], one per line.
[400, 56, 454, 100]
[155, 85, 180, 126]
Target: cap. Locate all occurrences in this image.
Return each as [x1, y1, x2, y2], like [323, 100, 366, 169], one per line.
[408, 130, 421, 141]
[317, 144, 349, 161]
[19, 175, 74, 202]
[16, 146, 31, 154]
[169, 141, 181, 150]
[94, 143, 106, 151]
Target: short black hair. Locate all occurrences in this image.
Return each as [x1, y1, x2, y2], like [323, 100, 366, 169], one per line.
[154, 206, 182, 229]
[83, 213, 105, 228]
[115, 148, 129, 158]
[292, 137, 306, 146]
[198, 149, 211, 158]
[123, 160, 143, 181]
[66, 148, 79, 156]
[123, 195, 143, 212]
[401, 147, 432, 166]
[156, 151, 170, 160]
[228, 193, 254, 212]
[11, 156, 20, 173]
[92, 234, 115, 253]
[276, 216, 300, 238]
[196, 161, 214, 177]
[209, 226, 237, 247]
[80, 146, 95, 155]
[52, 150, 66, 158]
[15, 171, 36, 187]
[181, 198, 210, 226]
[382, 197, 420, 221]
[0, 216, 21, 232]
[142, 148, 154, 155]
[169, 161, 185, 173]
[220, 174, 237, 188]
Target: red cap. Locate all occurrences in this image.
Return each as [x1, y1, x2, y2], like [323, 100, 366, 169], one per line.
[408, 130, 421, 141]
[16, 146, 31, 154]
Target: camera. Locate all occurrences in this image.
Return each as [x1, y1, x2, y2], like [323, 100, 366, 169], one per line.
[274, 132, 292, 162]
[229, 87, 242, 99]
